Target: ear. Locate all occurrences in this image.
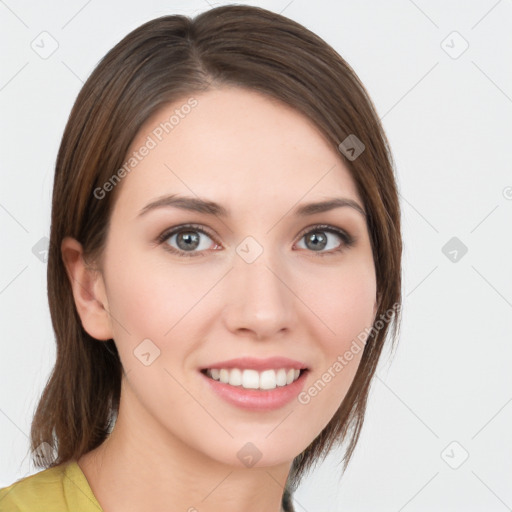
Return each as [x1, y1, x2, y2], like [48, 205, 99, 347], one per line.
[61, 236, 113, 341]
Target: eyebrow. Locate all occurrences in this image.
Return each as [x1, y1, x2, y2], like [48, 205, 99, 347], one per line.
[137, 194, 366, 218]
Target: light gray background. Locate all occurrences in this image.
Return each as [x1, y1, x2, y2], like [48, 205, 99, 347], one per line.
[1, 1, 511, 510]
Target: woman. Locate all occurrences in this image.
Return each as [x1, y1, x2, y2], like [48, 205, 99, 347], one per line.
[0, 4, 401, 511]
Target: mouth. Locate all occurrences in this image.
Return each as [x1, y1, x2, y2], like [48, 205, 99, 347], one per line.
[198, 356, 310, 410]
[200, 367, 308, 391]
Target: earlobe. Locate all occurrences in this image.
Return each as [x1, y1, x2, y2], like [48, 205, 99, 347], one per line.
[61, 236, 113, 341]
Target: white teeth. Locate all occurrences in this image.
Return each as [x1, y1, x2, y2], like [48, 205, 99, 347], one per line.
[276, 368, 287, 386]
[242, 369, 260, 389]
[206, 367, 303, 390]
[260, 370, 277, 390]
[229, 368, 242, 386]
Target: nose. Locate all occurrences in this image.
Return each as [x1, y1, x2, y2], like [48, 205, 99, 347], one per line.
[222, 250, 298, 340]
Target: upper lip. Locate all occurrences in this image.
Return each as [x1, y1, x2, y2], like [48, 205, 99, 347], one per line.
[200, 356, 308, 371]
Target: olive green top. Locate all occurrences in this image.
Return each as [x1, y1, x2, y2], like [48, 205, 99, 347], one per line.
[0, 461, 294, 511]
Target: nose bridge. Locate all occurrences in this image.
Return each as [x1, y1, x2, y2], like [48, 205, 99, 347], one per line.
[223, 240, 297, 338]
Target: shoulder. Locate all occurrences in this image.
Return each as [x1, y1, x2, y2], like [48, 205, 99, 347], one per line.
[0, 461, 102, 512]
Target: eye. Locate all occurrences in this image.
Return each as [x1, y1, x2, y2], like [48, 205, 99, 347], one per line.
[295, 224, 355, 256]
[156, 224, 220, 258]
[156, 223, 355, 258]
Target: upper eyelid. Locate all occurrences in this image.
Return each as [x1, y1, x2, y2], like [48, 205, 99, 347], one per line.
[161, 223, 217, 241]
[296, 223, 349, 238]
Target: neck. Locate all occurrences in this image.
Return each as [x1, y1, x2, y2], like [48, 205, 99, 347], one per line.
[78, 377, 291, 512]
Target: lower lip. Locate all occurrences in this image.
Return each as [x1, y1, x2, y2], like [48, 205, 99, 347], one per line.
[200, 370, 308, 411]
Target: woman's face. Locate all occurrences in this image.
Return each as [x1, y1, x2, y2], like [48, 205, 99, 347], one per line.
[92, 86, 377, 468]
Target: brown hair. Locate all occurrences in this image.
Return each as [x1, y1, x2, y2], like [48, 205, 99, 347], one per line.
[30, 3, 401, 497]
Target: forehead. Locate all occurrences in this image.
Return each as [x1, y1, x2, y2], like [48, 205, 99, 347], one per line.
[116, 87, 361, 216]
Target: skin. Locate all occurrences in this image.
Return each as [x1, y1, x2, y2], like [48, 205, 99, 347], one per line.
[62, 86, 377, 512]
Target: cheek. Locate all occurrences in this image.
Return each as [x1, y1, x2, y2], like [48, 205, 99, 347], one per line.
[103, 256, 202, 409]
[296, 259, 376, 409]
[300, 258, 377, 349]
[105, 248, 207, 340]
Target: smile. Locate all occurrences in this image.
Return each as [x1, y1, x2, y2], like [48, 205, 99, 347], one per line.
[202, 367, 303, 391]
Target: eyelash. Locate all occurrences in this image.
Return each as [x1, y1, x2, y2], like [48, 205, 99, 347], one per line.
[156, 223, 356, 258]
